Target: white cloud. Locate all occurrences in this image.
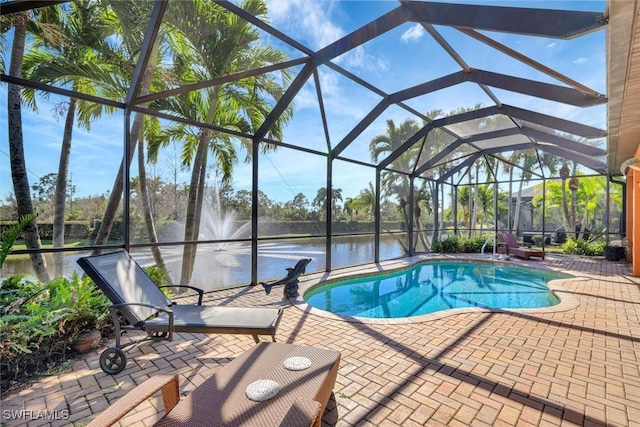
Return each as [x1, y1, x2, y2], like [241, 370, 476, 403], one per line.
[334, 45, 389, 73]
[268, 0, 343, 50]
[268, 0, 388, 76]
[401, 24, 425, 43]
[573, 57, 588, 65]
[547, 42, 556, 48]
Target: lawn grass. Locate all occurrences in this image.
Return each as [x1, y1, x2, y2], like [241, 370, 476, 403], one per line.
[7, 240, 90, 261]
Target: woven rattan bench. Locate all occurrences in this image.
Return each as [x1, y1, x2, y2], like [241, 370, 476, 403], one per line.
[87, 342, 341, 427]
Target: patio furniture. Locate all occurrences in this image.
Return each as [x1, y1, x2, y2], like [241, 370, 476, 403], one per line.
[77, 250, 283, 375]
[86, 342, 341, 427]
[498, 233, 546, 260]
[260, 258, 312, 297]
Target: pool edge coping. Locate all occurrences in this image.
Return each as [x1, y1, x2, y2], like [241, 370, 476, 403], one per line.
[288, 253, 583, 325]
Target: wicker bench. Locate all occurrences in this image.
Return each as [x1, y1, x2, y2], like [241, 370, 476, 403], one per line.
[87, 342, 341, 427]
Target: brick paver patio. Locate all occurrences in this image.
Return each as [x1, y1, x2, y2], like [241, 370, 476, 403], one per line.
[1, 254, 638, 426]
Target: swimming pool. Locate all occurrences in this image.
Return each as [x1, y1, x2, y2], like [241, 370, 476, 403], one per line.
[303, 261, 571, 319]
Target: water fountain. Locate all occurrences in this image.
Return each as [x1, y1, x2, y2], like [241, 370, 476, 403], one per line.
[198, 186, 251, 250]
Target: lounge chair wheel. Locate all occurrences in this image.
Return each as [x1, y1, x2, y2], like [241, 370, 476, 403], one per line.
[149, 331, 168, 339]
[99, 347, 127, 375]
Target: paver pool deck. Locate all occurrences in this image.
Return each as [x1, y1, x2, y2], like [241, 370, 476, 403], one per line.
[1, 253, 638, 426]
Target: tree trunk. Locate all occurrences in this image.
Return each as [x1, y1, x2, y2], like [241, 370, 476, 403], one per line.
[513, 179, 524, 234]
[8, 15, 50, 282]
[471, 187, 479, 237]
[180, 134, 208, 285]
[53, 98, 76, 277]
[571, 188, 578, 238]
[93, 41, 158, 248]
[560, 178, 571, 232]
[428, 180, 437, 225]
[134, 41, 172, 283]
[179, 84, 219, 285]
[440, 183, 445, 231]
[467, 172, 473, 238]
[137, 131, 173, 285]
[507, 168, 514, 232]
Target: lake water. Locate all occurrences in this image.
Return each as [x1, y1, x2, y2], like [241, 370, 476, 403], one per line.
[2, 235, 406, 292]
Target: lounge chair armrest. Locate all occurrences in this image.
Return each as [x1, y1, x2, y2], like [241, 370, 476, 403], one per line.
[160, 285, 204, 305]
[110, 302, 174, 313]
[109, 303, 174, 340]
[86, 374, 180, 427]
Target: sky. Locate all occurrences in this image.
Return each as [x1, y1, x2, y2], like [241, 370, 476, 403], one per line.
[0, 0, 607, 206]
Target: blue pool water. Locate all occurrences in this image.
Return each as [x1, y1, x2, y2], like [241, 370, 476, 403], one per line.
[304, 261, 570, 318]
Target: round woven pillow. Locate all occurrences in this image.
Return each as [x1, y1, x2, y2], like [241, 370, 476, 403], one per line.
[245, 379, 280, 402]
[283, 356, 312, 371]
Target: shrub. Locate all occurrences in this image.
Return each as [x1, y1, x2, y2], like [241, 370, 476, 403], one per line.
[143, 265, 174, 297]
[431, 235, 489, 253]
[458, 237, 486, 253]
[432, 234, 459, 253]
[0, 215, 35, 268]
[561, 238, 605, 256]
[0, 273, 110, 395]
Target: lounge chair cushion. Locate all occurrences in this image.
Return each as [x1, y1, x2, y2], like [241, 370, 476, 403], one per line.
[144, 305, 282, 335]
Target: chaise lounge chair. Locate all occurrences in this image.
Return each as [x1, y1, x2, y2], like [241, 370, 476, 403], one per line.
[498, 233, 546, 260]
[77, 250, 283, 375]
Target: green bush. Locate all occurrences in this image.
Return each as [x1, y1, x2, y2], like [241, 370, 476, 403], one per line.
[0, 215, 35, 268]
[143, 265, 174, 297]
[561, 238, 605, 256]
[0, 273, 110, 395]
[431, 235, 491, 253]
[432, 234, 459, 253]
[458, 237, 487, 253]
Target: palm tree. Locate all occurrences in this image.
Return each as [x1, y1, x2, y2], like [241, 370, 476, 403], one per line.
[513, 152, 538, 233]
[352, 182, 375, 220]
[457, 186, 471, 228]
[70, 1, 174, 282]
[312, 187, 343, 220]
[534, 175, 610, 238]
[476, 183, 494, 235]
[23, 1, 114, 276]
[370, 118, 421, 202]
[343, 197, 355, 221]
[503, 151, 522, 232]
[3, 6, 65, 282]
[153, 0, 292, 284]
[417, 109, 446, 227]
[90, 0, 156, 247]
[370, 118, 423, 243]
